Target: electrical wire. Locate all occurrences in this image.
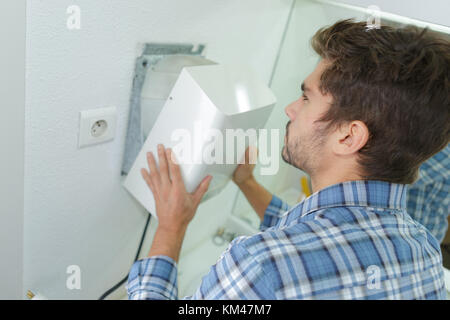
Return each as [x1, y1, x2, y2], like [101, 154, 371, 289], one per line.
[98, 213, 152, 300]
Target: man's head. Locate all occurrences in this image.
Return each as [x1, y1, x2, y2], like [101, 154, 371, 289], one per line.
[282, 19, 450, 185]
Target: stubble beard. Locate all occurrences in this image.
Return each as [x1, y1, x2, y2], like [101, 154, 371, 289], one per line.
[282, 121, 328, 174]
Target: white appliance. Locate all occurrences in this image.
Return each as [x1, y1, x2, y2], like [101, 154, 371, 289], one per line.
[123, 63, 276, 217]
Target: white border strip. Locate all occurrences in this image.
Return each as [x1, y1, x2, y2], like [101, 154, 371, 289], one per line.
[315, 0, 450, 34]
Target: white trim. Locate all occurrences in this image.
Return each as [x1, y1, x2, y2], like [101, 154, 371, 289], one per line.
[315, 0, 450, 34]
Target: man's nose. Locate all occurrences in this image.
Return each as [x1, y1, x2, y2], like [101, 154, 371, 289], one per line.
[285, 103, 296, 121]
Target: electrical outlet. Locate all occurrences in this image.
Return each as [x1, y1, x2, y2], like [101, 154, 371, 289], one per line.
[78, 107, 117, 148]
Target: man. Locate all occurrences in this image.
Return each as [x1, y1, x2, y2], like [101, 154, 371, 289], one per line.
[127, 19, 449, 299]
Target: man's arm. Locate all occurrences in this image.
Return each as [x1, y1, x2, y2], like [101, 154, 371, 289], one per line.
[140, 144, 211, 262]
[127, 145, 287, 300]
[127, 144, 211, 300]
[232, 147, 272, 221]
[233, 147, 291, 229]
[128, 236, 275, 300]
[127, 255, 178, 300]
[235, 175, 272, 221]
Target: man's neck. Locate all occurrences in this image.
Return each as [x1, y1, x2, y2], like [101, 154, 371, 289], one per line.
[310, 170, 364, 194]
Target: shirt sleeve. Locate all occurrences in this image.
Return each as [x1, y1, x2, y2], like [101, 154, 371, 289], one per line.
[184, 237, 275, 299]
[259, 195, 291, 231]
[127, 255, 178, 300]
[127, 237, 275, 300]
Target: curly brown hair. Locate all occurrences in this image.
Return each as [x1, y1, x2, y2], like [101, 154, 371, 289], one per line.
[311, 19, 450, 184]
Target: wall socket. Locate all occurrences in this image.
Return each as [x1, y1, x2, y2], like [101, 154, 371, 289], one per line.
[78, 107, 117, 148]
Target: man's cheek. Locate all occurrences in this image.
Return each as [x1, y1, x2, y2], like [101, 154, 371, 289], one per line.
[290, 123, 304, 138]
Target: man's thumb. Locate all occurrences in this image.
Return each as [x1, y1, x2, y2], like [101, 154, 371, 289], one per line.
[246, 146, 258, 164]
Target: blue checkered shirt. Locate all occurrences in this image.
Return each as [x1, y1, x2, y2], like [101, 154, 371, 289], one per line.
[407, 145, 450, 243]
[127, 180, 446, 299]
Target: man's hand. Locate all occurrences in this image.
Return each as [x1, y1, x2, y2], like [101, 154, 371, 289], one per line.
[232, 146, 273, 221]
[232, 146, 258, 187]
[141, 144, 212, 261]
[141, 144, 212, 232]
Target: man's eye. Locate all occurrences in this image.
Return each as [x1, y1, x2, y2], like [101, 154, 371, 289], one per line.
[302, 93, 309, 101]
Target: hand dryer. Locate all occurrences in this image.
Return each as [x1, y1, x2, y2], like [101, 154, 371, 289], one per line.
[123, 62, 276, 217]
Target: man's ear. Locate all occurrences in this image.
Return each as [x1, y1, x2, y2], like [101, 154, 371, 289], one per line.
[332, 121, 369, 155]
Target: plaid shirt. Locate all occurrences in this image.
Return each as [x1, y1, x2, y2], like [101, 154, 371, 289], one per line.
[407, 145, 450, 243]
[127, 180, 446, 300]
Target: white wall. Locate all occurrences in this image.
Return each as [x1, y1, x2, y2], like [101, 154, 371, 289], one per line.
[0, 0, 26, 300]
[24, 0, 293, 299]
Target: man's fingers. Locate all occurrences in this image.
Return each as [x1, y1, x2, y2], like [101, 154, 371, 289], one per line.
[146, 151, 161, 185]
[166, 148, 183, 184]
[193, 175, 212, 204]
[157, 144, 171, 186]
[141, 168, 156, 195]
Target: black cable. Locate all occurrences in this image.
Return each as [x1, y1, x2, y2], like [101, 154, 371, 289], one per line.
[98, 213, 152, 300]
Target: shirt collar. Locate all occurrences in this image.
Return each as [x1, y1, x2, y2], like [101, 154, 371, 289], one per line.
[289, 180, 407, 219]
